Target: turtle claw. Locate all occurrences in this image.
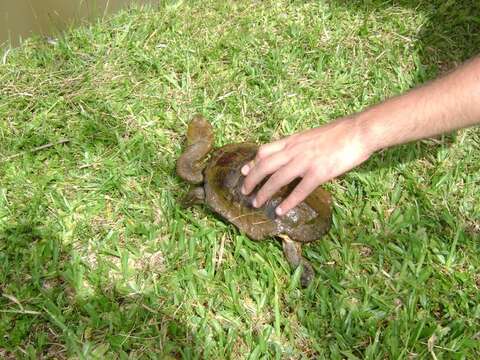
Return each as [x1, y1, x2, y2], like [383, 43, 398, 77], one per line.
[181, 186, 205, 208]
[299, 259, 315, 287]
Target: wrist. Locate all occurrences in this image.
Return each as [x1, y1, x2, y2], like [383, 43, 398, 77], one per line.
[353, 94, 408, 155]
[350, 111, 383, 157]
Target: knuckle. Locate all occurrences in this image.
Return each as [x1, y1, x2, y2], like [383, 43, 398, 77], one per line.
[268, 171, 283, 185]
[258, 183, 273, 200]
[255, 157, 266, 169]
[292, 184, 307, 198]
[284, 143, 295, 153]
[256, 188, 269, 204]
[309, 166, 323, 180]
[287, 192, 306, 210]
[259, 177, 279, 198]
[257, 158, 274, 175]
[256, 191, 266, 204]
[269, 171, 289, 190]
[257, 145, 268, 158]
[243, 177, 255, 190]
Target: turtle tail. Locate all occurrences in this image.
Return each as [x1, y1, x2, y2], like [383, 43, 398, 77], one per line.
[176, 115, 214, 184]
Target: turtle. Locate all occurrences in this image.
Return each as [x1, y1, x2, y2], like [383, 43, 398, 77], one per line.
[176, 115, 332, 287]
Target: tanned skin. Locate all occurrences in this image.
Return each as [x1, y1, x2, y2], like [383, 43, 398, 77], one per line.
[241, 56, 480, 216]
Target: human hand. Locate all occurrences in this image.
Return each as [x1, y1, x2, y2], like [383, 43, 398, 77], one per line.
[241, 116, 373, 215]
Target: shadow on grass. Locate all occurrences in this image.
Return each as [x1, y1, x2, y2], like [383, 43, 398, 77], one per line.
[336, 0, 480, 71]
[0, 221, 196, 358]
[331, 0, 480, 170]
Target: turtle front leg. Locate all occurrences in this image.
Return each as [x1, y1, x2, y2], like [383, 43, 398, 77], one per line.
[181, 186, 205, 208]
[176, 115, 214, 184]
[280, 235, 315, 287]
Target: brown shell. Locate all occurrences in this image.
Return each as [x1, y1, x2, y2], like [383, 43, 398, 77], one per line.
[203, 143, 332, 242]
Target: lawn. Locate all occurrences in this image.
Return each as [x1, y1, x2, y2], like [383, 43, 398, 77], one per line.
[1, 0, 479, 358]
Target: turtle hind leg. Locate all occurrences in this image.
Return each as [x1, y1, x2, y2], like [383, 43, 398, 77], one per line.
[280, 236, 315, 287]
[180, 186, 205, 208]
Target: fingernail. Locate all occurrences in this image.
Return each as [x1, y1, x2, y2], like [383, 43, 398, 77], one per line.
[252, 198, 258, 208]
[241, 185, 246, 195]
[241, 165, 249, 175]
[276, 206, 283, 216]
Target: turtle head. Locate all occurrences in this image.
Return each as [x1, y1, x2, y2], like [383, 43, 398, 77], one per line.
[176, 115, 214, 184]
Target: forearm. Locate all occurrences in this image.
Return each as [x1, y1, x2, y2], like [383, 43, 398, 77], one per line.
[242, 56, 480, 214]
[359, 56, 480, 153]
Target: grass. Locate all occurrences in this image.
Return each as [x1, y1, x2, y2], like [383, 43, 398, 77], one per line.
[0, 0, 479, 358]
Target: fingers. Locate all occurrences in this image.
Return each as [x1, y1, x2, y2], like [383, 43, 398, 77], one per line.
[241, 150, 291, 195]
[276, 173, 321, 216]
[241, 140, 287, 176]
[240, 159, 255, 176]
[253, 160, 305, 208]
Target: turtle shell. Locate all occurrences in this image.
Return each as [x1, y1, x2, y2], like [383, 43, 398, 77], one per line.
[203, 143, 332, 242]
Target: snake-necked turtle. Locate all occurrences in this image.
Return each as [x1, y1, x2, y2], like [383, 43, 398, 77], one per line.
[176, 115, 332, 286]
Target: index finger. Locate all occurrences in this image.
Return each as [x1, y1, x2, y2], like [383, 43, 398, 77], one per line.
[241, 150, 291, 195]
[241, 140, 287, 176]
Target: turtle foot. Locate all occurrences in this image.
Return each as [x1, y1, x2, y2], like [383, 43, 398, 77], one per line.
[299, 259, 314, 287]
[280, 235, 315, 287]
[181, 186, 205, 208]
